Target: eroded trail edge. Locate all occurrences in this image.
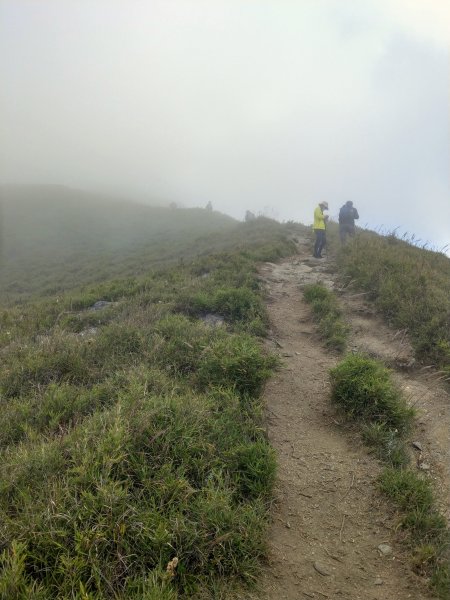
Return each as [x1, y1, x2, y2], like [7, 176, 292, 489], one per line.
[255, 246, 449, 600]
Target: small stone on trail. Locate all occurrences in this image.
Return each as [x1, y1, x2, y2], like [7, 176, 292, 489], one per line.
[374, 577, 383, 585]
[377, 544, 392, 556]
[412, 441, 423, 451]
[313, 561, 331, 576]
[285, 521, 291, 529]
[419, 462, 430, 471]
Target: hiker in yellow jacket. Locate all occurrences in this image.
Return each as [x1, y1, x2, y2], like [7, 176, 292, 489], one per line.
[313, 201, 329, 258]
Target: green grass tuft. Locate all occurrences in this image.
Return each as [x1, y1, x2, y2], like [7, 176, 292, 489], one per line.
[378, 469, 449, 599]
[303, 284, 348, 351]
[379, 468, 434, 513]
[329, 354, 414, 430]
[197, 334, 279, 399]
[361, 423, 409, 467]
[431, 564, 450, 600]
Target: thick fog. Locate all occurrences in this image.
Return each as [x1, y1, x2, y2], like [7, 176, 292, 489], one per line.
[1, 1, 449, 249]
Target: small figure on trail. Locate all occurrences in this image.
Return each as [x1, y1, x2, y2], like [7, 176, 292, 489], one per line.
[205, 201, 213, 211]
[338, 200, 359, 244]
[313, 201, 329, 258]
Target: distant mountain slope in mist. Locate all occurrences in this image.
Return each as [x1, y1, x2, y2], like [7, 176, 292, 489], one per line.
[0, 185, 240, 300]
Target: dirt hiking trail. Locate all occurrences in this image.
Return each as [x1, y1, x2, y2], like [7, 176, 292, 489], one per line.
[252, 239, 450, 600]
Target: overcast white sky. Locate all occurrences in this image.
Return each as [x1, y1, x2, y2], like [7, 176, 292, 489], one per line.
[1, 1, 449, 249]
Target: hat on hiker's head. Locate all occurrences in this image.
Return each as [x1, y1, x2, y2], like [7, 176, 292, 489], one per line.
[320, 201, 329, 210]
[346, 200, 353, 207]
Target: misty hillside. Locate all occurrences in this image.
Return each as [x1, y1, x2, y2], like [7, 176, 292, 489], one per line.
[0, 210, 449, 598]
[0, 185, 243, 300]
[0, 212, 301, 599]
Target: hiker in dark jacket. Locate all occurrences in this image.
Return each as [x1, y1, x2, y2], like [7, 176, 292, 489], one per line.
[339, 201, 359, 244]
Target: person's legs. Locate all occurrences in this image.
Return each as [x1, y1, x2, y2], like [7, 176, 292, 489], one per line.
[339, 225, 346, 244]
[319, 231, 326, 256]
[313, 231, 319, 257]
[314, 230, 325, 257]
[313, 230, 321, 257]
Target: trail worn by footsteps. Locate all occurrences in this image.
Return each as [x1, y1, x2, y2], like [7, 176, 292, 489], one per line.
[254, 246, 438, 600]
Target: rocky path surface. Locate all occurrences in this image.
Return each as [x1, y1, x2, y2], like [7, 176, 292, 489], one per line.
[252, 242, 450, 600]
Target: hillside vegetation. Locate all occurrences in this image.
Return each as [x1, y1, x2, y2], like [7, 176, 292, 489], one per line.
[0, 185, 248, 302]
[336, 229, 450, 376]
[0, 195, 303, 599]
[2, 194, 448, 598]
[334, 228, 450, 598]
[330, 353, 449, 598]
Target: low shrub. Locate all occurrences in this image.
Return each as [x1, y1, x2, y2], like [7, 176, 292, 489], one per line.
[58, 307, 115, 333]
[0, 337, 94, 398]
[213, 287, 264, 322]
[379, 469, 449, 557]
[197, 334, 278, 398]
[431, 564, 450, 600]
[379, 468, 434, 513]
[412, 544, 440, 576]
[176, 284, 268, 335]
[93, 323, 144, 358]
[303, 284, 330, 304]
[230, 441, 276, 500]
[329, 354, 414, 430]
[303, 284, 348, 351]
[0, 323, 148, 400]
[362, 422, 409, 467]
[0, 381, 119, 450]
[153, 314, 214, 375]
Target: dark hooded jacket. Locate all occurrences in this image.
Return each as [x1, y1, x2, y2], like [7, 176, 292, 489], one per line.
[339, 204, 359, 225]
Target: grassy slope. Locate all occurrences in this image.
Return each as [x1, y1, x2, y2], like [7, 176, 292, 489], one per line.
[333, 228, 450, 598]
[2, 196, 448, 597]
[335, 228, 450, 375]
[0, 185, 241, 301]
[0, 195, 305, 599]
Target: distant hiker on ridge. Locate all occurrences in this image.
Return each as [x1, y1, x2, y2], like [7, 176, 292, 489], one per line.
[313, 201, 329, 258]
[338, 200, 359, 244]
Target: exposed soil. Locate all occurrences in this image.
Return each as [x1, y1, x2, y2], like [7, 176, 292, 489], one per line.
[251, 242, 450, 600]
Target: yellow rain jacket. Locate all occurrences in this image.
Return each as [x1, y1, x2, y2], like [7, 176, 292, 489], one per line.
[313, 206, 326, 230]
